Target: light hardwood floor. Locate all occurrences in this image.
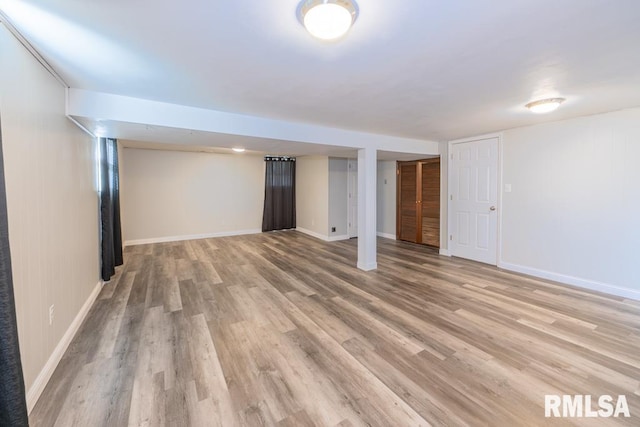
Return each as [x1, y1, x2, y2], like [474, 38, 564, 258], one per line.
[30, 231, 640, 426]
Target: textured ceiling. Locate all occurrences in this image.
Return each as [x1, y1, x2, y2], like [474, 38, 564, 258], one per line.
[2, 0, 640, 142]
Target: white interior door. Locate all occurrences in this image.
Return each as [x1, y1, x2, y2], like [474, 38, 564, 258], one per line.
[450, 137, 499, 264]
[347, 159, 358, 238]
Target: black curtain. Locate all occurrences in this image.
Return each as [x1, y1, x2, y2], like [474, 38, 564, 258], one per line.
[99, 138, 123, 281]
[262, 156, 296, 232]
[0, 116, 29, 426]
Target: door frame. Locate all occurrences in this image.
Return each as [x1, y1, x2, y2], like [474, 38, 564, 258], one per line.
[347, 158, 358, 238]
[447, 133, 503, 265]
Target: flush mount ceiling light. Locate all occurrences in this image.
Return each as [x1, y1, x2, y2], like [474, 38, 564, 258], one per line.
[299, 0, 358, 41]
[232, 147, 245, 153]
[525, 98, 566, 114]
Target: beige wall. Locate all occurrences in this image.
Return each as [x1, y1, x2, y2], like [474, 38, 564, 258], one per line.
[120, 147, 265, 243]
[296, 156, 329, 237]
[0, 24, 100, 405]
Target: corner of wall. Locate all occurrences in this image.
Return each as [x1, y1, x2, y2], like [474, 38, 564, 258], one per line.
[26, 280, 103, 412]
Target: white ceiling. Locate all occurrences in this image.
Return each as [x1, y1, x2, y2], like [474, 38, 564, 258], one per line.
[2, 0, 640, 147]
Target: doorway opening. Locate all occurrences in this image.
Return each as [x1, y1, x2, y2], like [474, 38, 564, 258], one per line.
[347, 159, 358, 238]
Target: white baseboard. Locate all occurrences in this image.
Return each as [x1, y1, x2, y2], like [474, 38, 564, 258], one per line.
[124, 229, 262, 247]
[296, 227, 331, 241]
[299, 229, 398, 242]
[376, 232, 396, 240]
[439, 249, 451, 256]
[498, 261, 640, 301]
[357, 261, 378, 271]
[26, 280, 103, 413]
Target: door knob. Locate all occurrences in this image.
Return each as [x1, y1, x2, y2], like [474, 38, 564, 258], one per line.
[490, 206, 496, 211]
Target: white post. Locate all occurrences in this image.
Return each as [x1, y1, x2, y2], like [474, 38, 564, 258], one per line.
[357, 147, 377, 271]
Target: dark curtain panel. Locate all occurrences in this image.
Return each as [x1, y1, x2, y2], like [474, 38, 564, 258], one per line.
[262, 156, 296, 232]
[0, 116, 29, 426]
[99, 137, 123, 281]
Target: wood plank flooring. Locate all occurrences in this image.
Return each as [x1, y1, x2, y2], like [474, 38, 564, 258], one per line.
[30, 231, 640, 426]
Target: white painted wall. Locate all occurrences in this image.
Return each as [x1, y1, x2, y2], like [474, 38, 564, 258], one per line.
[120, 147, 264, 244]
[328, 158, 348, 239]
[0, 24, 100, 408]
[296, 156, 329, 239]
[377, 161, 397, 238]
[501, 108, 640, 298]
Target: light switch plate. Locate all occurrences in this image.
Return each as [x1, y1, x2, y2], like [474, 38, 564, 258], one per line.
[504, 184, 512, 193]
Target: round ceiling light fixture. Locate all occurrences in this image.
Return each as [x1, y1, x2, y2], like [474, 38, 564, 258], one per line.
[299, 0, 358, 41]
[525, 98, 566, 114]
[232, 147, 246, 153]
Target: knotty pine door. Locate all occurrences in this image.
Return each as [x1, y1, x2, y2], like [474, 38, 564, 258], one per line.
[396, 158, 440, 247]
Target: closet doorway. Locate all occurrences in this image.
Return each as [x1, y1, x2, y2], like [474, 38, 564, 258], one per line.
[396, 158, 440, 247]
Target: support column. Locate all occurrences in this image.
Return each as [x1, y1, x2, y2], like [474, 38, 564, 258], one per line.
[357, 147, 377, 271]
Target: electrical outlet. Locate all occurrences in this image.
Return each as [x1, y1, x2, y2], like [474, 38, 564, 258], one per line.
[49, 304, 54, 326]
[331, 227, 336, 232]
